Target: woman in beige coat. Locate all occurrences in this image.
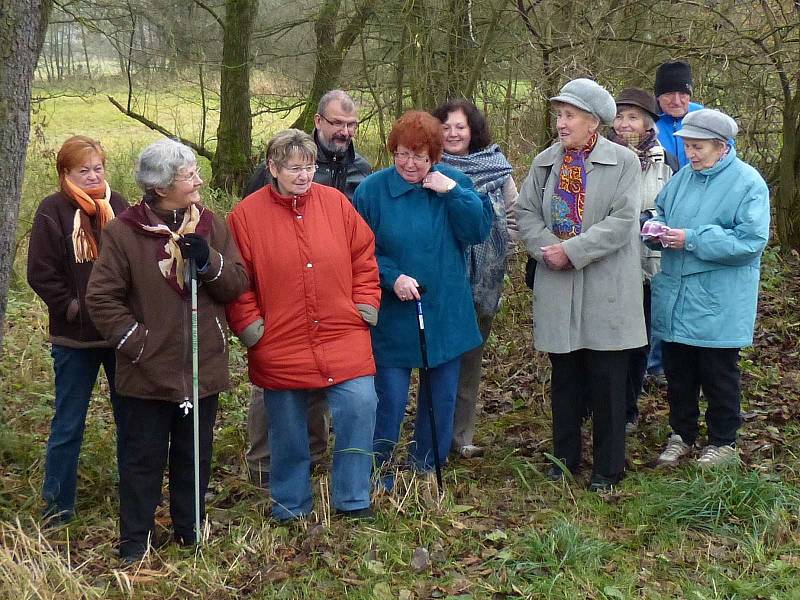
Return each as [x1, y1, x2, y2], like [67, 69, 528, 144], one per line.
[516, 78, 646, 491]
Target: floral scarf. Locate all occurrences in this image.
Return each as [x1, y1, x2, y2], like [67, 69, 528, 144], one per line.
[61, 178, 115, 263]
[607, 129, 660, 171]
[551, 132, 597, 240]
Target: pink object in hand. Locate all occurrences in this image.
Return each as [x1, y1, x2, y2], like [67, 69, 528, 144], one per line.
[641, 220, 671, 246]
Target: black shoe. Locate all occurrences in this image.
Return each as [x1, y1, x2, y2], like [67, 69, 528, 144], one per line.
[337, 507, 375, 520]
[588, 475, 619, 492]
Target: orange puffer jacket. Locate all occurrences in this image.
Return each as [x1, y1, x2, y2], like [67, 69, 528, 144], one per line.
[226, 183, 380, 390]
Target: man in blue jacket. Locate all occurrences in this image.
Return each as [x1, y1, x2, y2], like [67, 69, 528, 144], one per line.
[654, 61, 703, 168]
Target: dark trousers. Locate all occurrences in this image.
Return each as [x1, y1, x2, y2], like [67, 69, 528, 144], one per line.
[662, 342, 741, 446]
[118, 394, 218, 557]
[625, 282, 652, 422]
[549, 349, 629, 480]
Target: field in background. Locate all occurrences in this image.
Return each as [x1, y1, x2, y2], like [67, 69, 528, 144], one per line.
[2, 84, 800, 599]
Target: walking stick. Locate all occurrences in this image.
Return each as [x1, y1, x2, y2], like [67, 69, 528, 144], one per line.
[189, 259, 201, 545]
[414, 286, 443, 490]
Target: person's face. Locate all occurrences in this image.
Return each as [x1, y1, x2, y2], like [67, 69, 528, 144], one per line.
[657, 92, 691, 118]
[683, 138, 726, 170]
[554, 104, 598, 150]
[613, 106, 649, 140]
[442, 109, 471, 156]
[393, 144, 431, 184]
[64, 152, 106, 191]
[157, 164, 203, 209]
[314, 100, 359, 154]
[269, 152, 316, 196]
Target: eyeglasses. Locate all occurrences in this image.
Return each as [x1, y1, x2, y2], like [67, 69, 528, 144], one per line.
[393, 151, 430, 164]
[174, 170, 202, 183]
[281, 164, 317, 175]
[318, 114, 359, 132]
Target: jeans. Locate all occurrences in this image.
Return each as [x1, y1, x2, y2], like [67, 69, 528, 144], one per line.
[373, 357, 461, 473]
[43, 345, 125, 520]
[264, 376, 377, 521]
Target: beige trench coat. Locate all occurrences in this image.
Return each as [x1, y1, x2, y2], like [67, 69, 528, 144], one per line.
[516, 136, 647, 354]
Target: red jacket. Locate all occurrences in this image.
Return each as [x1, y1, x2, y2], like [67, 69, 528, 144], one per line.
[226, 183, 380, 390]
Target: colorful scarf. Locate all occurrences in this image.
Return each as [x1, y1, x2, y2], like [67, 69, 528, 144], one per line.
[61, 178, 115, 263]
[118, 202, 211, 297]
[441, 144, 513, 316]
[551, 133, 597, 240]
[607, 129, 660, 171]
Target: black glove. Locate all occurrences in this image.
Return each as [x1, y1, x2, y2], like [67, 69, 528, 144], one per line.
[639, 210, 655, 230]
[179, 233, 210, 269]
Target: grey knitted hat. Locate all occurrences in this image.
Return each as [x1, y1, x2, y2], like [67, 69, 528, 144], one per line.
[674, 108, 738, 141]
[550, 78, 616, 125]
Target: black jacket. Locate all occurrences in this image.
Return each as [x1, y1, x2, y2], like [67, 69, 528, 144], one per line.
[243, 130, 371, 200]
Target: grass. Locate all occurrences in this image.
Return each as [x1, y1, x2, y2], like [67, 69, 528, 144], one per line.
[3, 83, 800, 598]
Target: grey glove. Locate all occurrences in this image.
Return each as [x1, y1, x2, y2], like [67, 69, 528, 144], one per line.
[238, 318, 265, 348]
[66, 298, 80, 323]
[356, 304, 378, 326]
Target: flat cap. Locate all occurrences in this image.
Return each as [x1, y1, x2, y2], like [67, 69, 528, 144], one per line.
[551, 78, 616, 125]
[674, 108, 738, 141]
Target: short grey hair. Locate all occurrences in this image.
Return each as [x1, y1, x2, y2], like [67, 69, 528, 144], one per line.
[317, 90, 356, 116]
[267, 129, 317, 167]
[135, 138, 197, 193]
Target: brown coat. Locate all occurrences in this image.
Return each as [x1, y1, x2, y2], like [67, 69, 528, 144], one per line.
[86, 204, 248, 402]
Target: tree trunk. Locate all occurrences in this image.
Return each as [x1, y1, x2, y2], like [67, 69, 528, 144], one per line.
[775, 90, 800, 251]
[0, 0, 53, 352]
[210, 0, 258, 193]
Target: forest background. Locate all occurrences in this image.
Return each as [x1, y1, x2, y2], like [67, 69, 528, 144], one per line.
[0, 0, 799, 598]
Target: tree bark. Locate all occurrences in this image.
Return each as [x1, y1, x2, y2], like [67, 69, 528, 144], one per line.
[0, 0, 53, 352]
[210, 0, 258, 193]
[775, 89, 800, 250]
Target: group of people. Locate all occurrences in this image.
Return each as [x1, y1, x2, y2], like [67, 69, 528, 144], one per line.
[27, 60, 770, 562]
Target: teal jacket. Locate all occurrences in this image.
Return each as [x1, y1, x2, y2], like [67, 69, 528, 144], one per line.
[650, 148, 770, 348]
[354, 164, 492, 368]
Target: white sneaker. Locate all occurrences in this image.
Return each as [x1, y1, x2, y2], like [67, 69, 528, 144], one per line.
[657, 434, 691, 467]
[697, 444, 738, 467]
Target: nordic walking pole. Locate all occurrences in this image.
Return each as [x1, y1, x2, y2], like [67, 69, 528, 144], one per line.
[189, 258, 201, 545]
[414, 285, 443, 490]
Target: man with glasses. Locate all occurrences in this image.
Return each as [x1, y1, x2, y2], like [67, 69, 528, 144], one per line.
[242, 90, 372, 491]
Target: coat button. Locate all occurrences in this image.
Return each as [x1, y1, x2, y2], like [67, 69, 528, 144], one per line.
[327, 377, 334, 383]
[297, 214, 302, 219]
[306, 262, 313, 268]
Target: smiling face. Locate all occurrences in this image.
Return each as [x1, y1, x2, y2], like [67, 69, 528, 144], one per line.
[157, 164, 203, 210]
[269, 151, 316, 196]
[442, 109, 472, 156]
[613, 106, 649, 141]
[314, 100, 359, 155]
[658, 92, 691, 118]
[554, 103, 599, 150]
[393, 144, 431, 184]
[683, 138, 727, 170]
[63, 151, 106, 191]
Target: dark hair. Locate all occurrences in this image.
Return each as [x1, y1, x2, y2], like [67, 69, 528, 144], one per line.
[431, 99, 492, 153]
[387, 111, 444, 164]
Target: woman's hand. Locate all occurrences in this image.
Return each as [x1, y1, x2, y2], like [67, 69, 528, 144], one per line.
[662, 228, 686, 249]
[394, 274, 421, 301]
[422, 171, 456, 194]
[541, 243, 573, 271]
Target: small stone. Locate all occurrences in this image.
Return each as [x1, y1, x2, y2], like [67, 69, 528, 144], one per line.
[410, 546, 431, 572]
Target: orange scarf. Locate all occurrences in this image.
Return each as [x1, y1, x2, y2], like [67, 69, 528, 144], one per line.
[61, 178, 115, 262]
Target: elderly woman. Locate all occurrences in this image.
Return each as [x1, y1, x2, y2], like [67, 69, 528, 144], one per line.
[516, 79, 646, 491]
[354, 110, 492, 482]
[648, 109, 770, 468]
[608, 88, 679, 432]
[226, 129, 381, 521]
[86, 139, 248, 562]
[430, 100, 517, 459]
[27, 135, 128, 522]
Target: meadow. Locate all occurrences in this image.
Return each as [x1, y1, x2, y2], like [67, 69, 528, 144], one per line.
[1, 84, 799, 599]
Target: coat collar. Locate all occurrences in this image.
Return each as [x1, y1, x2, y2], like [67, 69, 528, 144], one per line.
[266, 182, 313, 210]
[386, 164, 442, 198]
[533, 135, 620, 170]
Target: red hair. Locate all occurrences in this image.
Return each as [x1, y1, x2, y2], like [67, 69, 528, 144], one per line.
[387, 111, 444, 163]
[56, 135, 106, 181]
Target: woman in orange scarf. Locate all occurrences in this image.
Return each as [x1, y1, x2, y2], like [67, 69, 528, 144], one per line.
[27, 135, 129, 522]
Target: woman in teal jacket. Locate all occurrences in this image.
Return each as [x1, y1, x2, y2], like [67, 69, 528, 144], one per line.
[648, 109, 770, 468]
[354, 110, 492, 480]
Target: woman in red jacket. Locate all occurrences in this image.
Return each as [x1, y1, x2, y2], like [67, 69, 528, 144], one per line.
[226, 129, 381, 521]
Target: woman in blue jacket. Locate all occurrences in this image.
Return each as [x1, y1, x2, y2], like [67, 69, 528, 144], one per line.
[648, 109, 770, 468]
[354, 110, 492, 482]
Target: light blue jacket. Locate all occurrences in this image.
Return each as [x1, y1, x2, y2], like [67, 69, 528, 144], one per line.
[656, 101, 703, 167]
[354, 164, 492, 368]
[650, 147, 770, 348]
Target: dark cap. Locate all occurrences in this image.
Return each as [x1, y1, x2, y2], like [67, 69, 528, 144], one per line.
[615, 88, 659, 120]
[655, 61, 693, 96]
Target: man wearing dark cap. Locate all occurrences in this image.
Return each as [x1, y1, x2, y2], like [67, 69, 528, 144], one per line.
[654, 60, 703, 168]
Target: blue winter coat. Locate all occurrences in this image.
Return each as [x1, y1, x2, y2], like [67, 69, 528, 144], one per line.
[650, 148, 770, 348]
[656, 101, 703, 167]
[354, 164, 493, 368]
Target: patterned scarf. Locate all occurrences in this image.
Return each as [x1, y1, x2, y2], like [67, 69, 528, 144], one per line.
[551, 132, 598, 240]
[61, 178, 115, 263]
[441, 144, 513, 316]
[118, 202, 211, 297]
[607, 129, 659, 170]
